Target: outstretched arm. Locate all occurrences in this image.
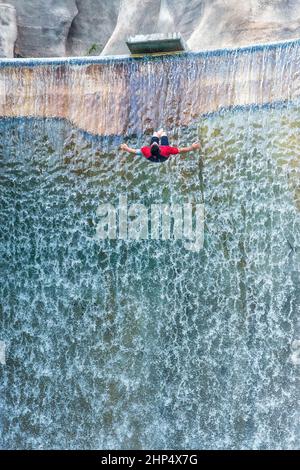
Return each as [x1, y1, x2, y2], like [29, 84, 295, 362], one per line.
[120, 143, 140, 155]
[178, 142, 201, 154]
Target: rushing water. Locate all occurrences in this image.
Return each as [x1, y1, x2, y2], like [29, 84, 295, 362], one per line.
[0, 96, 300, 449]
[1, 39, 300, 136]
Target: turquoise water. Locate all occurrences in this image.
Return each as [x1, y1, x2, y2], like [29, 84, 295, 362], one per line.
[0, 105, 299, 449]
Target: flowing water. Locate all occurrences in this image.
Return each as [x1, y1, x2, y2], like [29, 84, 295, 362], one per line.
[0, 43, 300, 450]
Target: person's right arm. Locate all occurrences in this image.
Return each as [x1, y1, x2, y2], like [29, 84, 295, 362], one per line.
[178, 143, 201, 154]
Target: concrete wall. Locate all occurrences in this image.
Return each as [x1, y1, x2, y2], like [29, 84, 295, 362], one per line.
[0, 40, 299, 135]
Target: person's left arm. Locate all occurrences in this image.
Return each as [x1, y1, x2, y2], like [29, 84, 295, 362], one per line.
[120, 143, 141, 155]
[178, 143, 201, 154]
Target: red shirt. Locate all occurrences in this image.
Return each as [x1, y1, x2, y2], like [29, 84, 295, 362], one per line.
[141, 145, 179, 159]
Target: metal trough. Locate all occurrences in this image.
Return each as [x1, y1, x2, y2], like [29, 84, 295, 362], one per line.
[126, 33, 188, 55]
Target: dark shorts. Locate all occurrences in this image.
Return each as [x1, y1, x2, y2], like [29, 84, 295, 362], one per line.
[150, 135, 169, 146]
[148, 135, 169, 163]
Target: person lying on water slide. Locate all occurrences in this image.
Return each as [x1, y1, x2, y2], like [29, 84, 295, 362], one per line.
[120, 129, 200, 163]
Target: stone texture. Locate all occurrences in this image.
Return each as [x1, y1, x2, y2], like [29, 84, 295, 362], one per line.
[0, 3, 17, 57]
[103, 0, 300, 55]
[158, 0, 203, 41]
[101, 0, 162, 55]
[188, 0, 300, 51]
[3, 0, 78, 57]
[66, 0, 120, 56]
[2, 1, 300, 57]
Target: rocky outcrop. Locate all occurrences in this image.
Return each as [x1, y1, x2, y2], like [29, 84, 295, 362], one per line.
[102, 0, 204, 55]
[188, 0, 300, 51]
[0, 3, 17, 58]
[102, 0, 162, 56]
[4, 0, 78, 57]
[161, 0, 204, 40]
[103, 0, 300, 55]
[67, 0, 120, 56]
[1, 0, 300, 58]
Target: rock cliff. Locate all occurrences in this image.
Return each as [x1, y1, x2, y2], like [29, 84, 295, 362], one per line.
[1, 0, 300, 58]
[0, 3, 17, 57]
[66, 0, 120, 56]
[6, 0, 78, 57]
